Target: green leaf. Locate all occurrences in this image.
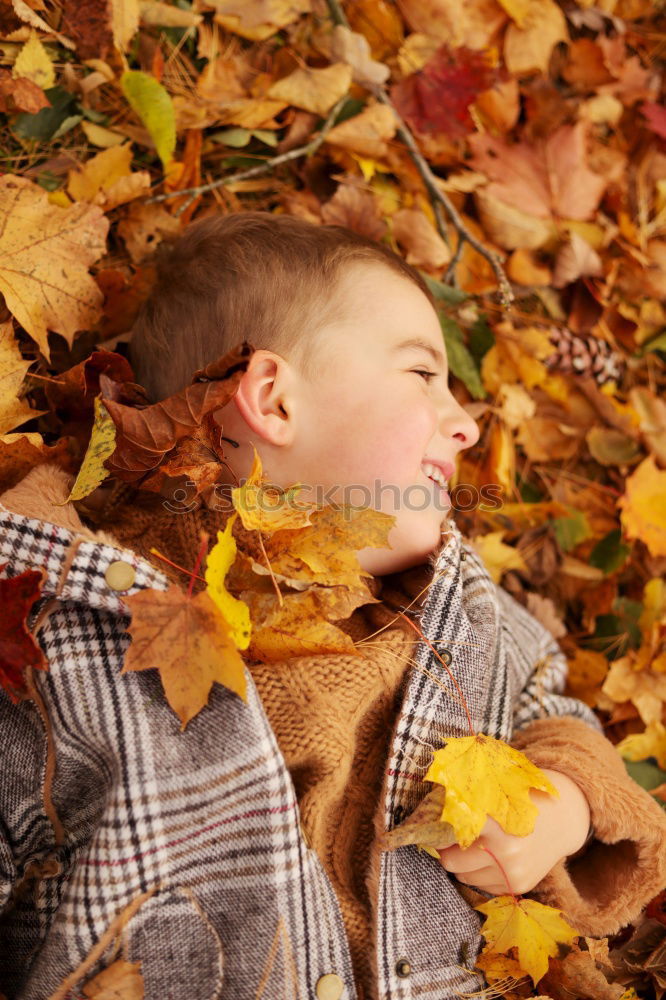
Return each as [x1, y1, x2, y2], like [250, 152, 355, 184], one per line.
[210, 127, 252, 147]
[518, 479, 543, 503]
[589, 529, 630, 575]
[624, 759, 666, 809]
[329, 96, 365, 127]
[591, 598, 643, 659]
[421, 272, 468, 305]
[639, 330, 666, 355]
[552, 510, 591, 552]
[12, 85, 77, 141]
[209, 127, 277, 148]
[439, 315, 486, 399]
[468, 314, 494, 364]
[120, 70, 176, 170]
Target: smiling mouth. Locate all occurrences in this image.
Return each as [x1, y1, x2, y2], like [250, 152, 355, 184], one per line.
[422, 472, 452, 505]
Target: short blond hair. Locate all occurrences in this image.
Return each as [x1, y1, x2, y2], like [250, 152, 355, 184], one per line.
[129, 211, 436, 401]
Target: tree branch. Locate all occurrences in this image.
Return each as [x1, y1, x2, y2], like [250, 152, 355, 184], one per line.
[146, 94, 348, 215]
[325, 1, 512, 305]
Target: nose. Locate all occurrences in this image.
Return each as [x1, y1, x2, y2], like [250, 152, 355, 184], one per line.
[441, 396, 480, 451]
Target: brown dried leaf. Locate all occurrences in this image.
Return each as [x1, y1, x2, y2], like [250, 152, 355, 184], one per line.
[540, 943, 625, 1000]
[321, 183, 387, 241]
[397, 0, 508, 50]
[504, 0, 568, 75]
[0, 433, 75, 494]
[101, 343, 253, 482]
[0, 67, 49, 112]
[380, 784, 456, 852]
[392, 207, 451, 270]
[210, 0, 311, 41]
[329, 24, 390, 86]
[325, 101, 396, 160]
[470, 122, 607, 222]
[116, 202, 181, 264]
[267, 63, 351, 116]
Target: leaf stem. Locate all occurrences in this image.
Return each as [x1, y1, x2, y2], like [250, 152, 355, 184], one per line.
[479, 843, 518, 902]
[188, 533, 209, 598]
[396, 610, 475, 736]
[148, 546, 206, 586]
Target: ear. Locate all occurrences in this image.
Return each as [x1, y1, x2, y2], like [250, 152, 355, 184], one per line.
[231, 350, 295, 446]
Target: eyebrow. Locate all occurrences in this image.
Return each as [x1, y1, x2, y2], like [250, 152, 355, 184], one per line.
[395, 338, 445, 368]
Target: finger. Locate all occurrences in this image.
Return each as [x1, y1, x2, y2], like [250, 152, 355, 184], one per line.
[438, 846, 489, 873]
[451, 867, 500, 890]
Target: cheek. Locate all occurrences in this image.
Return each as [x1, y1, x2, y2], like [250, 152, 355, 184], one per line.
[316, 387, 437, 483]
[370, 405, 437, 479]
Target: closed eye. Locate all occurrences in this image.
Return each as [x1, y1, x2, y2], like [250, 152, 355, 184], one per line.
[412, 369, 438, 382]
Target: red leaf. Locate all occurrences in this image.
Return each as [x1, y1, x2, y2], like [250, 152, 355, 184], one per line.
[641, 102, 666, 140]
[0, 564, 47, 702]
[390, 45, 497, 138]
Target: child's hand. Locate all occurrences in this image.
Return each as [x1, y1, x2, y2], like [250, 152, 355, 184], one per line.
[437, 769, 591, 896]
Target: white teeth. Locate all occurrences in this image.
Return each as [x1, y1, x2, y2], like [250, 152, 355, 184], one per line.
[421, 462, 447, 488]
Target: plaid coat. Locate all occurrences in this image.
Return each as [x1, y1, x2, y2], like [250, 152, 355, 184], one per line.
[1, 473, 662, 1000]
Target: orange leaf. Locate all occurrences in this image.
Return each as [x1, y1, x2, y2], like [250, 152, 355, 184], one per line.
[122, 585, 247, 729]
[82, 959, 144, 999]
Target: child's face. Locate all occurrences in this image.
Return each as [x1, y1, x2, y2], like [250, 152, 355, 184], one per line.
[220, 261, 480, 575]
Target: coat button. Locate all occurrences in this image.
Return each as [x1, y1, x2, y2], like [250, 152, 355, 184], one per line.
[395, 959, 412, 977]
[104, 560, 136, 592]
[315, 973, 344, 999]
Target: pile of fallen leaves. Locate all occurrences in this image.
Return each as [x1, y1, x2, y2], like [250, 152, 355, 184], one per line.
[0, 0, 665, 996]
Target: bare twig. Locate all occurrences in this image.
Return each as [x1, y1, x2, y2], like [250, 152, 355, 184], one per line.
[147, 93, 348, 215]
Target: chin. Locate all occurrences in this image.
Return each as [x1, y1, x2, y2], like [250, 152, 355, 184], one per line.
[357, 534, 441, 577]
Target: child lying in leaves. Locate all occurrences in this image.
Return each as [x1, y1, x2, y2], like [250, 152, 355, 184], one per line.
[1, 212, 664, 1000]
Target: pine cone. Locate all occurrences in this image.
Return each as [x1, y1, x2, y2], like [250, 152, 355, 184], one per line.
[545, 327, 623, 386]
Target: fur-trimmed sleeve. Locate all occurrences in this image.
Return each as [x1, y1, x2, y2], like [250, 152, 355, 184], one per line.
[512, 715, 666, 937]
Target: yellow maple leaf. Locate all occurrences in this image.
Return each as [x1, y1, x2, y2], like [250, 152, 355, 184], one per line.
[122, 585, 247, 730]
[0, 320, 45, 435]
[205, 511, 252, 650]
[248, 503, 394, 592]
[602, 656, 666, 725]
[242, 585, 369, 662]
[82, 958, 144, 999]
[470, 531, 527, 584]
[620, 456, 666, 557]
[424, 733, 558, 848]
[476, 895, 578, 985]
[616, 721, 666, 770]
[232, 445, 315, 532]
[64, 396, 116, 503]
[0, 175, 108, 361]
[67, 145, 150, 211]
